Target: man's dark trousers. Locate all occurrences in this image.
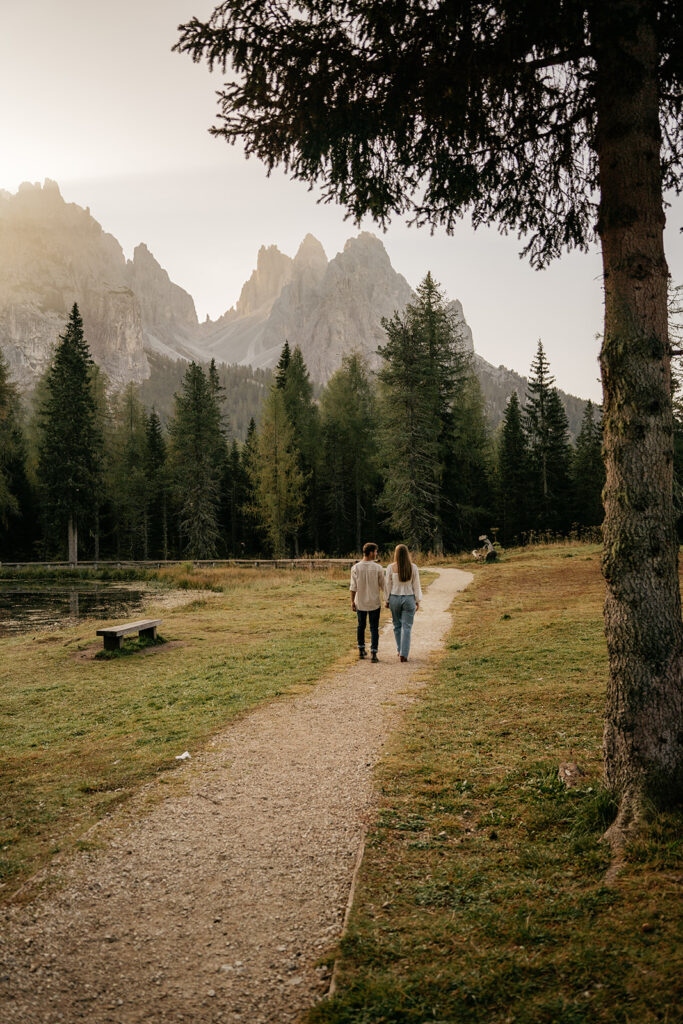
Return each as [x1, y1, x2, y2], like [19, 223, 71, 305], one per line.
[357, 607, 380, 652]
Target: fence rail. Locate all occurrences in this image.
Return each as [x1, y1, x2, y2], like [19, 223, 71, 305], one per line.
[0, 558, 356, 571]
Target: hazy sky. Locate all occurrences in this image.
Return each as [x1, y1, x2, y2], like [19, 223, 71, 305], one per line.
[2, 1, 682, 402]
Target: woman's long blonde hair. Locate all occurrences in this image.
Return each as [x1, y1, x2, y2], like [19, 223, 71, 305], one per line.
[393, 544, 412, 582]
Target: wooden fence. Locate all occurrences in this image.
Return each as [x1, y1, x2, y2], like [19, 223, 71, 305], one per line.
[0, 558, 356, 571]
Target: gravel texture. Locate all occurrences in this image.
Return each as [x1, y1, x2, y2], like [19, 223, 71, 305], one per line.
[0, 567, 471, 1024]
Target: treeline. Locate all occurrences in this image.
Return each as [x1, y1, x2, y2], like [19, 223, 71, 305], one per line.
[1, 276, 617, 562]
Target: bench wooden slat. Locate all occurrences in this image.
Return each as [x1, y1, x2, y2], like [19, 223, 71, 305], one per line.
[96, 619, 162, 637]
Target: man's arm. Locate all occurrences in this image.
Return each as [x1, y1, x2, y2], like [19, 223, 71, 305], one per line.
[350, 565, 358, 611]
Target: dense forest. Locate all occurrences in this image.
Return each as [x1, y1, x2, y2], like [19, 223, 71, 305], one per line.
[0, 274, 641, 562]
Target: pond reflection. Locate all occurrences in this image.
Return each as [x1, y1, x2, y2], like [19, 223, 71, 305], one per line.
[0, 583, 147, 637]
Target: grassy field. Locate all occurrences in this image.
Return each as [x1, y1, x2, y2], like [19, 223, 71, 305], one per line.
[310, 545, 682, 1024]
[0, 564, 355, 900]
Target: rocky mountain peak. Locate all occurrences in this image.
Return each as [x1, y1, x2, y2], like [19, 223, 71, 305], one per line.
[293, 234, 327, 274]
[235, 244, 293, 318]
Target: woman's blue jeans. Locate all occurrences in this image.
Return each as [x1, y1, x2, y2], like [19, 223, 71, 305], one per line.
[389, 594, 416, 658]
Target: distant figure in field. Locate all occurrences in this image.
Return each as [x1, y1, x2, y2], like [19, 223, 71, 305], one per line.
[384, 544, 423, 663]
[350, 542, 385, 663]
[472, 535, 497, 562]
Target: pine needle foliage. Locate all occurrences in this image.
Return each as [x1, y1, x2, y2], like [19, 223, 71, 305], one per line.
[0, 351, 25, 532]
[37, 304, 103, 558]
[169, 361, 223, 559]
[252, 387, 305, 557]
[572, 400, 605, 528]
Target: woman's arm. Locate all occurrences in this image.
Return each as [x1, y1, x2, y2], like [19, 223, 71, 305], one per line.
[412, 564, 423, 604]
[384, 564, 392, 604]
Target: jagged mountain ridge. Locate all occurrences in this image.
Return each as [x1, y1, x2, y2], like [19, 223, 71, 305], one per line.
[0, 180, 588, 433]
[0, 180, 205, 387]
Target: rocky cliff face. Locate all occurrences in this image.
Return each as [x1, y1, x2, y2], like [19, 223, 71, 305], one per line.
[0, 180, 587, 435]
[198, 231, 415, 379]
[0, 180, 150, 387]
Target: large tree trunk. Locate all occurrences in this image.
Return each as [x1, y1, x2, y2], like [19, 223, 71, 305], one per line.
[593, 1, 683, 827]
[67, 515, 78, 566]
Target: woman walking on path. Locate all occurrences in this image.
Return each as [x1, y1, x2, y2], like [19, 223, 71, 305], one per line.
[385, 544, 423, 662]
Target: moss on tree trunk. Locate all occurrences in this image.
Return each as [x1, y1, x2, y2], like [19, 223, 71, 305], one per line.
[594, 0, 683, 825]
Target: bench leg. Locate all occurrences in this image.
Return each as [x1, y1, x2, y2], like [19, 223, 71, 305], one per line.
[139, 626, 157, 642]
[103, 635, 122, 651]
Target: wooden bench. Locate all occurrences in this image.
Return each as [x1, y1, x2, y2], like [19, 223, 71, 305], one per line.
[96, 619, 162, 651]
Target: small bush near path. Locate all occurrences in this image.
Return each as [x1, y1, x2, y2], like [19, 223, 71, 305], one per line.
[310, 545, 682, 1024]
[0, 566, 352, 900]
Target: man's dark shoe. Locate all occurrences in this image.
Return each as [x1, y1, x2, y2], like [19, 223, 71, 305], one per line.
[359, 648, 367, 659]
[371, 651, 379, 663]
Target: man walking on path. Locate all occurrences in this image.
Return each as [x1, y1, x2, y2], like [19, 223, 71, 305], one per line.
[350, 542, 385, 663]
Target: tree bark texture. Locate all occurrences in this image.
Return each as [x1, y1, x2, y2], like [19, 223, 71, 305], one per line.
[67, 515, 78, 566]
[594, 0, 683, 810]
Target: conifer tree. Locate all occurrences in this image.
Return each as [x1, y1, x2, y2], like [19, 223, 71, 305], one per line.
[222, 439, 246, 555]
[377, 311, 440, 551]
[240, 417, 265, 554]
[524, 342, 571, 533]
[274, 341, 291, 390]
[169, 361, 223, 558]
[497, 392, 531, 546]
[524, 342, 554, 514]
[145, 409, 170, 559]
[320, 352, 379, 553]
[446, 370, 494, 550]
[412, 273, 468, 554]
[253, 388, 304, 557]
[544, 388, 573, 533]
[572, 400, 605, 530]
[37, 304, 103, 562]
[0, 351, 31, 554]
[277, 344, 319, 552]
[378, 275, 465, 551]
[108, 383, 149, 559]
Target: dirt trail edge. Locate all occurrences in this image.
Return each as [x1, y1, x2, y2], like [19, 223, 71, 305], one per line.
[0, 567, 472, 1024]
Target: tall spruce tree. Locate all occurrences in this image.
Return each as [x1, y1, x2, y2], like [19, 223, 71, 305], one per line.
[276, 344, 319, 553]
[0, 351, 32, 557]
[377, 311, 440, 551]
[524, 342, 554, 520]
[274, 341, 291, 389]
[572, 400, 605, 530]
[222, 439, 246, 555]
[253, 388, 304, 557]
[240, 417, 265, 555]
[378, 275, 465, 551]
[545, 389, 573, 533]
[108, 383, 149, 559]
[176, 0, 683, 820]
[412, 273, 467, 554]
[169, 361, 223, 558]
[524, 343, 571, 533]
[446, 370, 494, 550]
[497, 393, 532, 546]
[37, 304, 102, 563]
[320, 352, 379, 553]
[145, 409, 170, 560]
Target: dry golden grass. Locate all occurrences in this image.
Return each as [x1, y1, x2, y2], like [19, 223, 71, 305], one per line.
[0, 566, 353, 901]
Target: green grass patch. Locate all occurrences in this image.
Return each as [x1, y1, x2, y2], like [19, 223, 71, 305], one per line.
[310, 546, 682, 1024]
[93, 634, 168, 660]
[0, 566, 355, 898]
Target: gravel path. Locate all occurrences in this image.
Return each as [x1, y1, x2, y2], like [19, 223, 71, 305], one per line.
[0, 567, 471, 1024]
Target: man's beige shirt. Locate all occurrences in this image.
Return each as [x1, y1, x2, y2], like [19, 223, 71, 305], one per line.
[350, 560, 385, 611]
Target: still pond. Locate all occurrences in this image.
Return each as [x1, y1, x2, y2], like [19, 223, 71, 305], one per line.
[0, 582, 147, 637]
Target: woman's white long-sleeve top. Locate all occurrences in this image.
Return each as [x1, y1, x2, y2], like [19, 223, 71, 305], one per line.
[384, 562, 423, 602]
